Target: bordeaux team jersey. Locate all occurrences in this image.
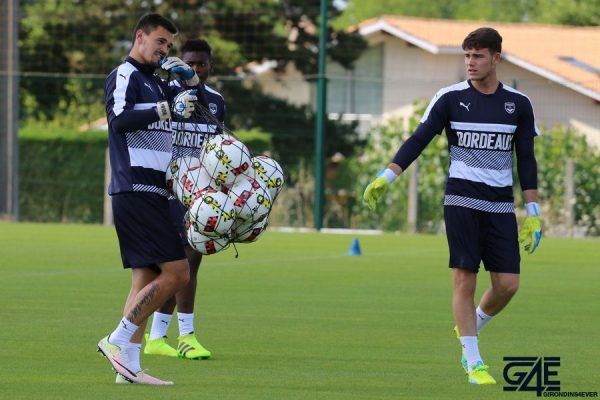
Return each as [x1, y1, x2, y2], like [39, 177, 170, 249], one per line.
[421, 80, 539, 213]
[105, 56, 180, 197]
[170, 81, 225, 160]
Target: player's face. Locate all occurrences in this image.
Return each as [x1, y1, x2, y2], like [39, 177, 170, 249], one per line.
[182, 51, 212, 83]
[464, 48, 499, 82]
[136, 26, 174, 67]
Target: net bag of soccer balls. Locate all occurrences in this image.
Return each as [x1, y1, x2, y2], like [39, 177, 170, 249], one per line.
[166, 134, 284, 255]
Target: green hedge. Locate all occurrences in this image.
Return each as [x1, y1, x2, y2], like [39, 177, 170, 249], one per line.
[17, 125, 273, 223]
[19, 133, 107, 223]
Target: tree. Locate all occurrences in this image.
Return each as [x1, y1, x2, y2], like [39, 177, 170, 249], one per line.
[19, 0, 367, 119]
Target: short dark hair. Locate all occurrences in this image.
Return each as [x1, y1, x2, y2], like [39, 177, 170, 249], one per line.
[181, 39, 212, 59]
[462, 27, 502, 54]
[132, 13, 178, 43]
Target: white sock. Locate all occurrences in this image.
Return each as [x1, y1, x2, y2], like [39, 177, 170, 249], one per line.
[109, 317, 139, 348]
[177, 312, 195, 337]
[149, 312, 172, 340]
[476, 306, 494, 334]
[460, 336, 482, 372]
[126, 343, 142, 373]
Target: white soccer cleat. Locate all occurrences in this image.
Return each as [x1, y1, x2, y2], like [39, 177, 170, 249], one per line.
[115, 370, 174, 385]
[97, 336, 137, 383]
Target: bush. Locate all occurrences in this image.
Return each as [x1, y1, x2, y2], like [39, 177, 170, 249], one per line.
[19, 123, 107, 223]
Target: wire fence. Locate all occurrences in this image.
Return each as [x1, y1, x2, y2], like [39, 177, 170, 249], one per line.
[3, 3, 600, 235]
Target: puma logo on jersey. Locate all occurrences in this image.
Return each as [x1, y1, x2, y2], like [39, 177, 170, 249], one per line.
[119, 73, 127, 80]
[459, 102, 471, 111]
[144, 82, 154, 93]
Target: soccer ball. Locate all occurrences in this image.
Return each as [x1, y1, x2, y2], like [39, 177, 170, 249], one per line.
[227, 176, 272, 223]
[200, 134, 252, 187]
[186, 223, 229, 255]
[178, 167, 217, 207]
[232, 216, 269, 243]
[166, 156, 201, 194]
[250, 155, 284, 200]
[188, 190, 236, 238]
[180, 167, 216, 208]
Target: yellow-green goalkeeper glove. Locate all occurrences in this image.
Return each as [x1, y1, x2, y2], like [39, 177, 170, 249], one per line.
[363, 168, 397, 211]
[519, 202, 542, 254]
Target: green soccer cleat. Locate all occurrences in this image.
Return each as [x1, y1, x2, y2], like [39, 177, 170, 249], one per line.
[468, 361, 497, 385]
[143, 334, 178, 357]
[453, 326, 469, 374]
[177, 333, 211, 360]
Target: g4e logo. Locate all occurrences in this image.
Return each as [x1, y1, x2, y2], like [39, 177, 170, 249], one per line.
[503, 357, 560, 396]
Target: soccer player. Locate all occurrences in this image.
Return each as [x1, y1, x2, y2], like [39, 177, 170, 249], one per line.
[144, 39, 225, 360]
[363, 27, 542, 385]
[98, 13, 204, 385]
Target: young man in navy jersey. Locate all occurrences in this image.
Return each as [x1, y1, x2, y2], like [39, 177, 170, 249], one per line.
[144, 39, 225, 360]
[363, 27, 542, 385]
[98, 13, 205, 385]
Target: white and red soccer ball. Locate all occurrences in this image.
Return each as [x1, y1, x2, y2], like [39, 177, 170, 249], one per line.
[187, 189, 236, 238]
[250, 155, 284, 200]
[172, 138, 284, 256]
[200, 134, 252, 187]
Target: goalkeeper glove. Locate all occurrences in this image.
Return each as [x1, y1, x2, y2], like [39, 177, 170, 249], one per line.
[363, 168, 397, 211]
[160, 57, 200, 86]
[172, 89, 198, 118]
[519, 202, 542, 254]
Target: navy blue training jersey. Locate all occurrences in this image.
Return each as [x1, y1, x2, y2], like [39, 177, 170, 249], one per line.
[421, 80, 539, 213]
[105, 56, 181, 197]
[170, 82, 226, 160]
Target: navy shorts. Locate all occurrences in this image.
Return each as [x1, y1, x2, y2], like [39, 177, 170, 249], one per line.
[168, 198, 189, 247]
[444, 206, 520, 274]
[112, 192, 186, 269]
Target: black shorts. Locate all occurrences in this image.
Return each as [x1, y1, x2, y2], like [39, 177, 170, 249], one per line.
[112, 192, 186, 269]
[168, 198, 189, 247]
[444, 205, 520, 274]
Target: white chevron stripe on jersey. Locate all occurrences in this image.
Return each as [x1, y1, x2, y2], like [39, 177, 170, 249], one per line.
[112, 63, 137, 116]
[450, 146, 513, 170]
[449, 160, 513, 187]
[450, 121, 517, 134]
[126, 130, 172, 152]
[132, 184, 170, 197]
[444, 195, 514, 213]
[421, 81, 470, 123]
[128, 147, 172, 172]
[173, 146, 201, 159]
[133, 103, 157, 110]
[171, 121, 218, 133]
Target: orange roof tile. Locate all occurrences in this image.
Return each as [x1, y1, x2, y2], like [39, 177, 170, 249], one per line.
[356, 16, 600, 100]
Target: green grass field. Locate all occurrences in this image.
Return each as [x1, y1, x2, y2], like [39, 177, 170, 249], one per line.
[0, 222, 598, 399]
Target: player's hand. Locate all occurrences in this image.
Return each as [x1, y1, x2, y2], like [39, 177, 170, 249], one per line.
[519, 216, 542, 254]
[160, 57, 200, 86]
[172, 89, 197, 118]
[363, 176, 389, 211]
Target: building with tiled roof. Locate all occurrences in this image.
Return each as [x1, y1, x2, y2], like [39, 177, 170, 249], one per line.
[247, 16, 600, 145]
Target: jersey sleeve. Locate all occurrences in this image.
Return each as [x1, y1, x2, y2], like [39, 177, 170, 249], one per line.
[515, 96, 540, 139]
[104, 70, 159, 134]
[419, 89, 449, 135]
[514, 96, 539, 190]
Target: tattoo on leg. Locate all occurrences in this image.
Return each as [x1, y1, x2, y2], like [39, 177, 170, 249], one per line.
[127, 282, 160, 322]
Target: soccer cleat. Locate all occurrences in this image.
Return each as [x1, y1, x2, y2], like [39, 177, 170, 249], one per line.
[177, 333, 211, 360]
[115, 370, 174, 385]
[144, 334, 178, 357]
[468, 361, 497, 385]
[453, 326, 469, 374]
[115, 373, 132, 384]
[97, 336, 137, 382]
